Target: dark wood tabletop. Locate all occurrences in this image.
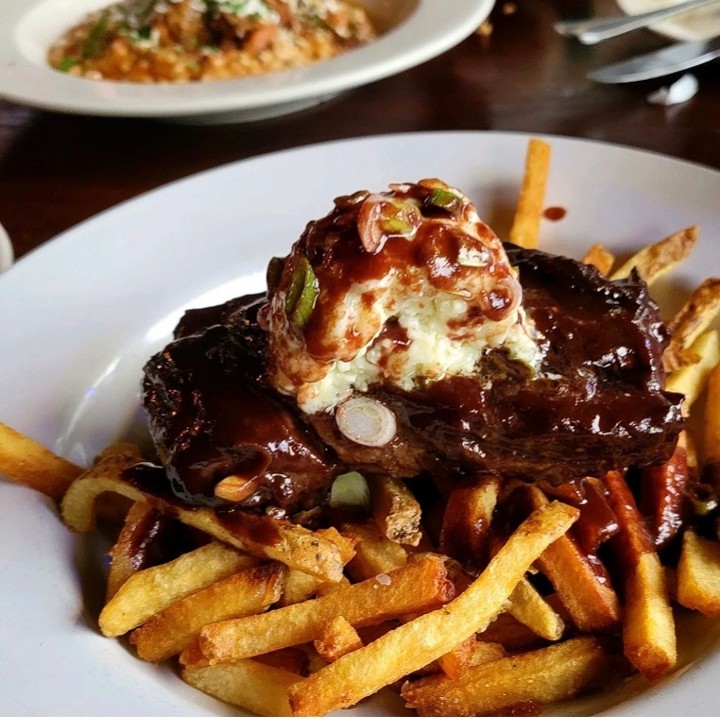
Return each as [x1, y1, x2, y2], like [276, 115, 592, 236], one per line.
[1, 0, 719, 262]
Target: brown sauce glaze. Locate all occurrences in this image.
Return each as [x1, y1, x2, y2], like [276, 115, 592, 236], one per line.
[293, 184, 513, 361]
[142, 295, 338, 509]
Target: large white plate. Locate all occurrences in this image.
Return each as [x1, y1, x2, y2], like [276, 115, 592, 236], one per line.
[1, 131, 720, 716]
[0, 0, 493, 123]
[616, 0, 720, 42]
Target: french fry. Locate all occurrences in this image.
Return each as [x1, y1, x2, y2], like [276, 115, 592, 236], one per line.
[582, 243, 615, 276]
[279, 570, 324, 607]
[106, 500, 164, 600]
[609, 226, 698, 285]
[61, 455, 351, 581]
[666, 329, 720, 415]
[664, 278, 720, 371]
[571, 477, 620, 556]
[676, 529, 720, 615]
[314, 616, 364, 662]
[99, 541, 258, 637]
[257, 648, 311, 676]
[604, 470, 677, 679]
[507, 576, 565, 641]
[639, 433, 690, 550]
[401, 636, 618, 716]
[200, 554, 455, 662]
[439, 475, 499, 572]
[516, 484, 620, 632]
[478, 611, 548, 650]
[341, 521, 408, 581]
[286, 501, 579, 716]
[508, 138, 551, 249]
[435, 636, 476, 679]
[182, 659, 300, 716]
[130, 563, 287, 662]
[0, 421, 82, 500]
[702, 363, 720, 481]
[369, 475, 422, 546]
[436, 637, 507, 678]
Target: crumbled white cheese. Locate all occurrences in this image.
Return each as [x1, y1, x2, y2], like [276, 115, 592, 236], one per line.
[297, 274, 542, 415]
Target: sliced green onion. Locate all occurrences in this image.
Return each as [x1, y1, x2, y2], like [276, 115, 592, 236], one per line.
[57, 56, 78, 72]
[329, 471, 371, 510]
[381, 215, 414, 235]
[285, 257, 318, 328]
[335, 397, 397, 447]
[428, 187, 460, 209]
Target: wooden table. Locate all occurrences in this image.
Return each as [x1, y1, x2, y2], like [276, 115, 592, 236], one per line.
[1, 0, 719, 261]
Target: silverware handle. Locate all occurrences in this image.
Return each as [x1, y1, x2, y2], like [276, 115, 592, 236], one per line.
[554, 0, 720, 44]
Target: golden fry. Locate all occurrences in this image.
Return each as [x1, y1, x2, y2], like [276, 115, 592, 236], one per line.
[703, 362, 720, 469]
[582, 243, 615, 276]
[106, 500, 163, 601]
[341, 521, 408, 581]
[314, 616, 363, 663]
[61, 456, 351, 581]
[610, 226, 698, 285]
[99, 541, 258, 637]
[677, 529, 720, 616]
[183, 659, 300, 716]
[666, 329, 720, 416]
[507, 576, 565, 641]
[509, 138, 552, 249]
[519, 484, 620, 632]
[604, 470, 676, 680]
[369, 475, 422, 546]
[664, 277, 720, 371]
[439, 475, 499, 573]
[0, 421, 82, 500]
[130, 563, 287, 662]
[200, 554, 454, 662]
[401, 636, 617, 716]
[436, 637, 507, 679]
[287, 501, 578, 716]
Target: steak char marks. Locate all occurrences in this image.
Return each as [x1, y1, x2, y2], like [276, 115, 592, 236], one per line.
[142, 246, 683, 508]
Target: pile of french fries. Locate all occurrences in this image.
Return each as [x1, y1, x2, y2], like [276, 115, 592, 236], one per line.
[2, 138, 720, 716]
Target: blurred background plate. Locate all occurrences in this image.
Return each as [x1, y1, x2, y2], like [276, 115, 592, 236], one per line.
[0, 0, 494, 124]
[616, 0, 720, 41]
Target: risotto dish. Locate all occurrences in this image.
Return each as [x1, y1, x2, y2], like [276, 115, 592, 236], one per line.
[48, 0, 376, 83]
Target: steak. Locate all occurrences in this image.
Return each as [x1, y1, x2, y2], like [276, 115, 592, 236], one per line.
[142, 245, 683, 508]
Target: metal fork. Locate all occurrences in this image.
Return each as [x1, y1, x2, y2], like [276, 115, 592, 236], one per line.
[555, 0, 720, 44]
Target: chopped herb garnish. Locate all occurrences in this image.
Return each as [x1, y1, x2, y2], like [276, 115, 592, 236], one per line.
[57, 56, 79, 72]
[82, 11, 111, 59]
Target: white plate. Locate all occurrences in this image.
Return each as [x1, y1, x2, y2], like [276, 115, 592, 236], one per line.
[0, 221, 13, 272]
[1, 131, 720, 716]
[0, 0, 493, 123]
[616, 0, 720, 41]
